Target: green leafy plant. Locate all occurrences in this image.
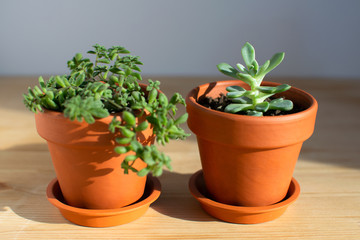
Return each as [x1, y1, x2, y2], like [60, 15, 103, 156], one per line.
[23, 44, 189, 176]
[217, 42, 293, 116]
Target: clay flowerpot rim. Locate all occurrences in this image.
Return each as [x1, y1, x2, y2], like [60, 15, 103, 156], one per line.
[186, 80, 318, 121]
[46, 176, 161, 217]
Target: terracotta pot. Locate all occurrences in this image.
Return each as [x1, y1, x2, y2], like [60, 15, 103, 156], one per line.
[186, 80, 318, 207]
[35, 108, 154, 209]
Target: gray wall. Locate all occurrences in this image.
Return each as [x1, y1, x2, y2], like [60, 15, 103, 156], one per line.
[1, 0, 360, 78]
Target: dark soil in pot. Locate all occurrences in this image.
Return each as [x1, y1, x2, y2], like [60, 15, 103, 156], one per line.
[197, 93, 306, 116]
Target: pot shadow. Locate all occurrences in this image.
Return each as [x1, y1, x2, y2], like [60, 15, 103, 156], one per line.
[0, 143, 68, 224]
[151, 170, 215, 222]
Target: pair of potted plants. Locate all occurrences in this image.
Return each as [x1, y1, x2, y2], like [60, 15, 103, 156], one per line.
[24, 43, 317, 226]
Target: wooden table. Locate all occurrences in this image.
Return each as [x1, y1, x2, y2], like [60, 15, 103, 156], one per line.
[0, 76, 359, 239]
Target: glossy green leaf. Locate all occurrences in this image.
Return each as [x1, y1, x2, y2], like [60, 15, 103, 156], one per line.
[135, 121, 149, 132]
[231, 96, 252, 104]
[269, 98, 293, 111]
[227, 90, 246, 99]
[115, 146, 128, 154]
[273, 84, 291, 94]
[124, 155, 137, 162]
[224, 103, 252, 113]
[226, 86, 246, 93]
[236, 73, 256, 87]
[116, 137, 132, 145]
[247, 110, 263, 116]
[255, 102, 270, 112]
[241, 42, 255, 69]
[121, 128, 135, 138]
[217, 63, 239, 79]
[264, 52, 285, 74]
[257, 86, 276, 93]
[122, 111, 136, 126]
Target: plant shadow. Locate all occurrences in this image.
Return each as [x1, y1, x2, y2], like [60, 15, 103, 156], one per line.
[151, 170, 214, 222]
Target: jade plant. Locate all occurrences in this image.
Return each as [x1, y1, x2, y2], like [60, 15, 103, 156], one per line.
[23, 44, 189, 176]
[217, 42, 293, 116]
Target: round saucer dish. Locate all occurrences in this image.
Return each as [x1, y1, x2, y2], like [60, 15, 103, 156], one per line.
[188, 170, 300, 224]
[47, 176, 161, 227]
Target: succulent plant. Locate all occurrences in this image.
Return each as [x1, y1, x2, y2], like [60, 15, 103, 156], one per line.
[23, 44, 189, 176]
[217, 42, 293, 116]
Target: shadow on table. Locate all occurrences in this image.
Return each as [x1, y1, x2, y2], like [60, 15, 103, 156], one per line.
[0, 143, 68, 224]
[151, 170, 215, 222]
[0, 143, 214, 225]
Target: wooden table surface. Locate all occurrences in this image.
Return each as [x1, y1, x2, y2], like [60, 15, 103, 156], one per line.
[0, 76, 359, 239]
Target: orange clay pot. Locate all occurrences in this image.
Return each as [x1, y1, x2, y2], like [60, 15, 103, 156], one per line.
[35, 109, 154, 209]
[186, 80, 318, 207]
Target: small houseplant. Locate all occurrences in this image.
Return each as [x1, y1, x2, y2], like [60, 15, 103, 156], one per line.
[23, 44, 189, 226]
[186, 42, 318, 223]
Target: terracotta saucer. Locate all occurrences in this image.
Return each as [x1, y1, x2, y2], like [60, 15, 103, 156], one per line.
[46, 176, 161, 227]
[188, 170, 300, 224]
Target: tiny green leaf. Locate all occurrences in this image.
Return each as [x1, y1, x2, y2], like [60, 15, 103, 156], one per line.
[137, 168, 150, 177]
[116, 137, 132, 145]
[122, 111, 136, 126]
[135, 121, 149, 132]
[174, 113, 188, 125]
[115, 146, 128, 154]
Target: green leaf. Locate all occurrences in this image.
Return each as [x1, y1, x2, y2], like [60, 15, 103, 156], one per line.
[226, 86, 246, 92]
[55, 76, 66, 88]
[269, 98, 293, 111]
[116, 137, 132, 145]
[257, 60, 270, 76]
[75, 73, 85, 86]
[255, 102, 270, 112]
[231, 96, 252, 104]
[38, 76, 46, 89]
[247, 110, 263, 116]
[273, 84, 291, 94]
[174, 113, 188, 125]
[122, 111, 136, 126]
[75, 53, 82, 61]
[224, 103, 252, 113]
[236, 73, 256, 87]
[130, 140, 142, 152]
[241, 42, 256, 69]
[97, 59, 111, 64]
[236, 63, 246, 72]
[137, 168, 150, 177]
[148, 88, 158, 104]
[115, 146, 128, 154]
[227, 90, 246, 99]
[257, 86, 277, 93]
[217, 63, 239, 79]
[124, 155, 137, 162]
[121, 128, 135, 138]
[264, 52, 285, 74]
[135, 121, 149, 132]
[158, 93, 168, 106]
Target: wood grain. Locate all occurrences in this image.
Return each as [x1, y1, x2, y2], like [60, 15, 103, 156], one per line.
[0, 76, 359, 239]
